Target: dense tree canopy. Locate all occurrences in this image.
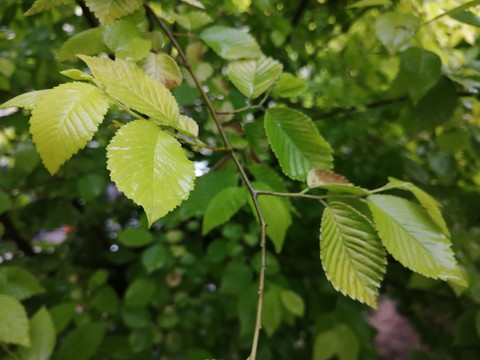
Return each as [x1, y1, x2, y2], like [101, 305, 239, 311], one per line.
[1, 0, 480, 359]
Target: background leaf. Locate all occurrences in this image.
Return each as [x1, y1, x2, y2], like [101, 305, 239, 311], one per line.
[84, 0, 143, 25]
[0, 294, 30, 346]
[200, 26, 262, 60]
[227, 56, 282, 99]
[17, 307, 56, 360]
[272, 72, 308, 98]
[375, 12, 420, 53]
[57, 28, 108, 62]
[367, 195, 465, 285]
[107, 120, 195, 226]
[0, 266, 45, 301]
[261, 286, 282, 336]
[265, 107, 333, 180]
[80, 56, 179, 127]
[29, 82, 110, 174]
[103, 20, 151, 61]
[25, 0, 70, 16]
[57, 323, 107, 360]
[321, 202, 386, 307]
[140, 53, 182, 89]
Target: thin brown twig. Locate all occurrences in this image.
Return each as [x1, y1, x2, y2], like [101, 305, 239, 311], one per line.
[144, 4, 268, 359]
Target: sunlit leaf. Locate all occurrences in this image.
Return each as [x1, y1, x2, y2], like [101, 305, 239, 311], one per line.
[17, 307, 56, 360]
[175, 11, 213, 31]
[0, 90, 50, 110]
[272, 72, 308, 98]
[0, 294, 30, 346]
[321, 202, 386, 308]
[79, 55, 179, 127]
[57, 323, 107, 360]
[30, 82, 110, 174]
[140, 53, 182, 89]
[367, 195, 466, 285]
[25, 0, 70, 16]
[177, 115, 199, 138]
[347, 0, 392, 8]
[387, 177, 450, 236]
[375, 12, 420, 53]
[84, 0, 143, 25]
[107, 120, 195, 226]
[57, 28, 108, 61]
[103, 19, 151, 61]
[0, 266, 45, 301]
[60, 69, 94, 81]
[227, 56, 282, 99]
[200, 26, 262, 60]
[181, 0, 205, 8]
[203, 186, 248, 235]
[265, 107, 333, 180]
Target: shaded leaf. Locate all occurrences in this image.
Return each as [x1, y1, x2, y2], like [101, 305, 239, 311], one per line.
[57, 323, 107, 360]
[367, 195, 466, 285]
[449, 11, 480, 27]
[29, 82, 110, 174]
[272, 72, 308, 98]
[125, 278, 156, 307]
[280, 289, 305, 317]
[313, 329, 338, 360]
[426, 0, 480, 24]
[25, 0, 70, 16]
[175, 11, 212, 31]
[118, 228, 154, 247]
[375, 12, 420, 53]
[79, 55, 179, 127]
[181, 0, 205, 8]
[84, 0, 143, 25]
[140, 53, 182, 89]
[347, 0, 392, 8]
[265, 107, 333, 180]
[58, 28, 108, 61]
[0, 90, 50, 110]
[107, 120, 195, 226]
[227, 56, 282, 99]
[17, 307, 56, 360]
[49, 302, 76, 334]
[202, 186, 248, 235]
[388, 177, 450, 236]
[0, 266, 45, 301]
[307, 169, 369, 195]
[321, 202, 386, 307]
[0, 294, 30, 346]
[200, 26, 262, 60]
[103, 20, 151, 61]
[262, 286, 282, 336]
[142, 244, 168, 273]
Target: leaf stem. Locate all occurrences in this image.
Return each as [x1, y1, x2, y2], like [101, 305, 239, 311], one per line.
[145, 4, 268, 359]
[215, 92, 270, 115]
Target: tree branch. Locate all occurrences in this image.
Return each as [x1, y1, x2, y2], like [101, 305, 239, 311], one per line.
[144, 5, 268, 359]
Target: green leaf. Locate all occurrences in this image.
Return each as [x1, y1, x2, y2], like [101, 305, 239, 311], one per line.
[280, 289, 305, 317]
[17, 307, 56, 360]
[449, 11, 480, 27]
[60, 69, 94, 81]
[387, 177, 450, 236]
[261, 286, 282, 336]
[307, 169, 369, 195]
[272, 72, 308, 98]
[175, 11, 213, 31]
[103, 20, 151, 61]
[91, 286, 119, 313]
[264, 107, 333, 180]
[25, 0, 70, 16]
[347, 0, 392, 8]
[124, 278, 156, 307]
[313, 329, 338, 360]
[367, 195, 465, 285]
[397, 47, 442, 103]
[140, 53, 182, 89]
[57, 323, 107, 360]
[142, 244, 168, 273]
[30, 82, 110, 174]
[320, 202, 386, 308]
[0, 266, 45, 301]
[254, 183, 292, 253]
[118, 228, 154, 247]
[79, 55, 179, 127]
[0, 189, 11, 215]
[0, 90, 50, 110]
[49, 302, 76, 334]
[200, 26, 262, 60]
[84, 0, 143, 25]
[426, 0, 480, 24]
[220, 263, 253, 295]
[106, 120, 195, 226]
[202, 186, 248, 235]
[375, 12, 420, 53]
[181, 0, 205, 8]
[177, 115, 199, 138]
[227, 56, 282, 99]
[57, 28, 108, 62]
[335, 324, 359, 360]
[0, 294, 30, 346]
[249, 164, 286, 192]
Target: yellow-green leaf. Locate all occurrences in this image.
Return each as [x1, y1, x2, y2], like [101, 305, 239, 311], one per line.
[272, 72, 308, 98]
[60, 69, 94, 81]
[17, 307, 56, 360]
[107, 120, 195, 226]
[177, 115, 199, 138]
[0, 294, 30, 346]
[30, 82, 110, 174]
[175, 11, 213, 31]
[57, 28, 108, 62]
[103, 19, 151, 61]
[321, 202, 386, 308]
[200, 26, 262, 60]
[25, 0, 70, 16]
[0, 90, 50, 110]
[227, 56, 282, 99]
[140, 53, 182, 89]
[84, 0, 143, 25]
[79, 55, 179, 127]
[264, 107, 333, 180]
